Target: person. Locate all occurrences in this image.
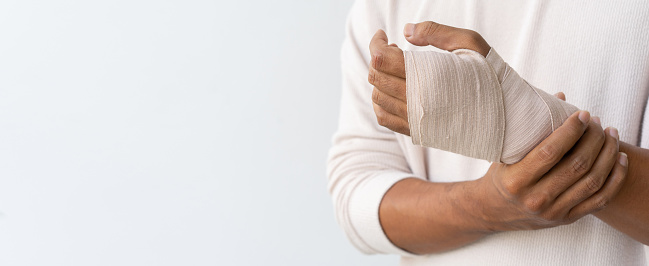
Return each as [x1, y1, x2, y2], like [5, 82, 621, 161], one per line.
[327, 1, 649, 265]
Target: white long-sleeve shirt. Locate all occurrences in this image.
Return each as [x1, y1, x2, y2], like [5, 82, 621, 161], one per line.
[327, 0, 649, 265]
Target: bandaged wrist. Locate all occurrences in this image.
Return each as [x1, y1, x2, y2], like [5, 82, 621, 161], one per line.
[405, 48, 579, 164]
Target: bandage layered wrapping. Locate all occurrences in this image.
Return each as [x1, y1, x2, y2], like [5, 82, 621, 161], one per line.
[405, 49, 579, 164]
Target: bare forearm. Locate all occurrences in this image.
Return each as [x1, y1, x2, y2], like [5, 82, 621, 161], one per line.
[379, 178, 491, 254]
[595, 141, 649, 244]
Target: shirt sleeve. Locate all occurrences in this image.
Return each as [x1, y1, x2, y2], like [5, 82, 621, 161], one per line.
[326, 0, 419, 256]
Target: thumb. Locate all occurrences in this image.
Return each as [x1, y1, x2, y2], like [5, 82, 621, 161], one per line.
[403, 21, 491, 57]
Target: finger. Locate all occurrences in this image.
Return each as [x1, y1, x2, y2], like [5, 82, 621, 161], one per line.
[372, 102, 410, 135]
[549, 127, 619, 211]
[592, 116, 601, 126]
[566, 152, 628, 221]
[368, 67, 407, 101]
[369, 30, 406, 78]
[403, 21, 491, 57]
[512, 111, 590, 179]
[534, 121, 607, 199]
[554, 92, 566, 101]
[372, 87, 407, 120]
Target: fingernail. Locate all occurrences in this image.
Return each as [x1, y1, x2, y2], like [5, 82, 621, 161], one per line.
[608, 127, 619, 140]
[592, 116, 601, 125]
[578, 111, 590, 124]
[619, 152, 628, 167]
[404, 23, 415, 37]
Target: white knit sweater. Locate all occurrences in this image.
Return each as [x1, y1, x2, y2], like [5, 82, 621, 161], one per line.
[327, 0, 649, 265]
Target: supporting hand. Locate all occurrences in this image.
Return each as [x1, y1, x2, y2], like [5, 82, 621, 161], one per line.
[474, 111, 627, 231]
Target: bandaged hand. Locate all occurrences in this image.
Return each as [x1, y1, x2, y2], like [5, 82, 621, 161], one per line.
[369, 23, 490, 136]
[369, 21, 580, 164]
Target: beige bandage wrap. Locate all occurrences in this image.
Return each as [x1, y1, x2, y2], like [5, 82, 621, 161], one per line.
[405, 48, 579, 164]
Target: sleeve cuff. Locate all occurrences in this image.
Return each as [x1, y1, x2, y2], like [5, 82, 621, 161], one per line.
[348, 171, 419, 257]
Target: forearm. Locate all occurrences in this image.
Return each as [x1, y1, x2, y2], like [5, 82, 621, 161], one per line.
[379, 178, 491, 254]
[594, 141, 649, 244]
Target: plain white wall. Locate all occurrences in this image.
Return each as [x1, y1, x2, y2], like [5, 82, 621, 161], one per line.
[2, 1, 646, 266]
[0, 0, 398, 265]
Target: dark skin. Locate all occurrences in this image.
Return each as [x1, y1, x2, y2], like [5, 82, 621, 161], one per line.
[368, 21, 649, 254]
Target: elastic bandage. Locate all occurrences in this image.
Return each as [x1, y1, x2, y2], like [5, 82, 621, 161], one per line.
[405, 48, 579, 164]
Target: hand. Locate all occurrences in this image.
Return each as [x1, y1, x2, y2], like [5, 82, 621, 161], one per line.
[472, 111, 628, 231]
[368, 21, 491, 135]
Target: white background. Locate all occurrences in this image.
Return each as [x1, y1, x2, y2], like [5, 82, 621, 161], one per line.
[1, 1, 646, 266]
[0, 0, 398, 265]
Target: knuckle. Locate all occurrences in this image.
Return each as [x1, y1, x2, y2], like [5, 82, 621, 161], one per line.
[523, 193, 549, 214]
[371, 88, 381, 104]
[594, 196, 610, 211]
[501, 178, 523, 198]
[537, 144, 560, 163]
[373, 106, 391, 127]
[368, 69, 377, 85]
[570, 155, 591, 175]
[583, 174, 604, 194]
[371, 52, 384, 70]
[375, 112, 387, 126]
[420, 21, 441, 36]
[450, 30, 486, 53]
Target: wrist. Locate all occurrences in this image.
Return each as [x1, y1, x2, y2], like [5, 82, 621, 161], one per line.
[460, 178, 501, 234]
[453, 178, 499, 236]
